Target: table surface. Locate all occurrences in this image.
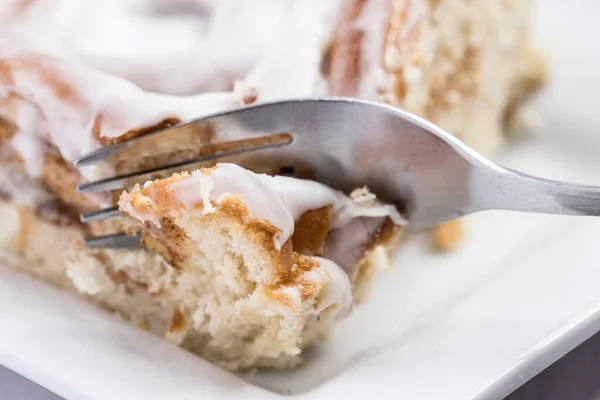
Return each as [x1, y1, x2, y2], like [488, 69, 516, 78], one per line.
[2, 331, 600, 400]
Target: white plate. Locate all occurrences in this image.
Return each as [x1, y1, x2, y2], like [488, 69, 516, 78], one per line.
[1, 1, 600, 399]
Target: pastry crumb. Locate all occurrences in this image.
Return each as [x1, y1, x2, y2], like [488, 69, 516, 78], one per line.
[432, 219, 464, 252]
[350, 187, 377, 207]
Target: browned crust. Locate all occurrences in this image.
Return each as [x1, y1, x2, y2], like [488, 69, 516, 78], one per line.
[292, 206, 332, 256]
[168, 305, 190, 335]
[96, 117, 181, 146]
[41, 149, 98, 212]
[140, 219, 187, 267]
[13, 207, 29, 254]
[327, 0, 366, 96]
[0, 117, 16, 145]
[225, 197, 294, 283]
[0, 118, 15, 142]
[136, 321, 150, 331]
[431, 218, 463, 252]
[263, 252, 323, 307]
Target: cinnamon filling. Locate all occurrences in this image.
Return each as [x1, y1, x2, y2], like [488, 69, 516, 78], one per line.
[327, 0, 367, 96]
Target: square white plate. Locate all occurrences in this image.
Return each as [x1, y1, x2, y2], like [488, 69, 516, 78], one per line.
[1, 1, 600, 399]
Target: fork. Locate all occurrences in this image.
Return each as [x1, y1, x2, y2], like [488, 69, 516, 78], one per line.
[74, 98, 600, 249]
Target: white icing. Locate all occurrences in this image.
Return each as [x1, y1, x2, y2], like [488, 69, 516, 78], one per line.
[312, 257, 352, 319]
[9, 100, 45, 177]
[1, 51, 242, 174]
[169, 164, 296, 249]
[0, 0, 283, 94]
[149, 91, 241, 126]
[10, 130, 44, 177]
[168, 171, 215, 213]
[244, 0, 343, 101]
[0, 0, 340, 95]
[232, 80, 256, 103]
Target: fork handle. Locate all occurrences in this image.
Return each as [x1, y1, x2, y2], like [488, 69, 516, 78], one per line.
[475, 167, 600, 216]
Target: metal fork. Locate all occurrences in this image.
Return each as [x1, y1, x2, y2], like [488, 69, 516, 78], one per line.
[75, 98, 600, 249]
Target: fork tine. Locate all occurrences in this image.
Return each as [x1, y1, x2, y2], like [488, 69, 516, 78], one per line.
[85, 232, 143, 249]
[73, 99, 297, 167]
[76, 133, 292, 194]
[80, 206, 122, 223]
[75, 141, 131, 168]
[74, 118, 191, 167]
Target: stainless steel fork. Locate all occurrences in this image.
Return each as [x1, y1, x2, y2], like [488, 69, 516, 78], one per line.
[75, 98, 600, 248]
